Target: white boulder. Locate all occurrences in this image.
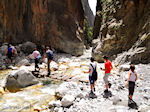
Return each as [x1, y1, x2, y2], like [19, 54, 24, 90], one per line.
[61, 95, 75, 107]
[5, 68, 39, 91]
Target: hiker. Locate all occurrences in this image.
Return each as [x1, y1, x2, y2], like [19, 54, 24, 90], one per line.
[127, 65, 138, 101]
[5, 44, 17, 64]
[45, 46, 53, 76]
[86, 57, 98, 94]
[101, 56, 113, 93]
[32, 48, 41, 72]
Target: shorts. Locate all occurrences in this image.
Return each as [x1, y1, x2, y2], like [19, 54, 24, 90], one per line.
[103, 73, 110, 84]
[89, 76, 96, 84]
[7, 53, 12, 59]
[129, 81, 135, 96]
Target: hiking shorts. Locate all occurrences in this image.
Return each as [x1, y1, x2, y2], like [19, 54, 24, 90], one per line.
[103, 73, 110, 84]
[129, 81, 135, 96]
[7, 53, 12, 59]
[89, 76, 96, 84]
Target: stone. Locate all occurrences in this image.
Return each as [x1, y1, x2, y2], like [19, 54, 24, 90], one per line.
[49, 100, 62, 108]
[0, 45, 7, 55]
[20, 42, 36, 54]
[112, 97, 122, 105]
[4, 68, 39, 91]
[61, 95, 75, 107]
[119, 65, 130, 71]
[17, 59, 30, 67]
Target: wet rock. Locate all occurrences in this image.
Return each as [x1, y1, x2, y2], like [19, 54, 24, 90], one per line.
[5, 68, 39, 91]
[61, 95, 75, 107]
[17, 59, 30, 67]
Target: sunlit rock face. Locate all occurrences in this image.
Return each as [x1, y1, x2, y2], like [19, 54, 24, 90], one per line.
[0, 0, 86, 56]
[93, 0, 150, 63]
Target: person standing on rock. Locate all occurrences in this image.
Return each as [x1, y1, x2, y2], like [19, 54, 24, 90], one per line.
[86, 57, 98, 94]
[32, 48, 41, 72]
[101, 56, 113, 93]
[45, 46, 53, 76]
[127, 65, 137, 101]
[5, 44, 16, 64]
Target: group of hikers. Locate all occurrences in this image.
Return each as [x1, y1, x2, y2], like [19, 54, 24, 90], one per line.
[31, 46, 54, 76]
[5, 44, 53, 76]
[5, 44, 138, 107]
[88, 56, 138, 107]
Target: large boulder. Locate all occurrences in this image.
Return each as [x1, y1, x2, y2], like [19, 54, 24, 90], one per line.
[4, 69, 39, 91]
[20, 42, 36, 54]
[17, 59, 30, 67]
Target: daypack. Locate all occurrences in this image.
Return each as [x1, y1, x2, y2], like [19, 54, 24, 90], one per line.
[90, 63, 98, 80]
[7, 47, 13, 54]
[46, 51, 53, 59]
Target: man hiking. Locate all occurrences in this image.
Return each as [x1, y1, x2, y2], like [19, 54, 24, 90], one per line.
[6, 44, 17, 64]
[32, 48, 41, 72]
[85, 57, 98, 95]
[101, 56, 113, 93]
[45, 46, 53, 76]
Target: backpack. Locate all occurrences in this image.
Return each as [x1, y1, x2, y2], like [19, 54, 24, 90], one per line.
[7, 47, 13, 54]
[90, 63, 98, 80]
[46, 51, 53, 60]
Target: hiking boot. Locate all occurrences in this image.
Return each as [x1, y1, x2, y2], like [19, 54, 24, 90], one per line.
[94, 87, 96, 92]
[108, 83, 112, 88]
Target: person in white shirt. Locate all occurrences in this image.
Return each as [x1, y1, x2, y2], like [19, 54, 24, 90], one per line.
[32, 48, 41, 71]
[86, 57, 98, 94]
[128, 65, 138, 101]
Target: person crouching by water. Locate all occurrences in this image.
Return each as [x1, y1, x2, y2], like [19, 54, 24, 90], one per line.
[85, 57, 98, 94]
[128, 65, 138, 101]
[45, 46, 53, 76]
[32, 48, 41, 72]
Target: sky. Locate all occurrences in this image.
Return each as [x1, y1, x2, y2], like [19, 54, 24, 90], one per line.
[88, 0, 97, 15]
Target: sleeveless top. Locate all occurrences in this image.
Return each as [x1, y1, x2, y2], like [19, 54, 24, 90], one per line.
[129, 71, 136, 82]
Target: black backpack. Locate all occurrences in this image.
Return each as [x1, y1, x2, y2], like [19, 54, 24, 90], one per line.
[90, 63, 98, 80]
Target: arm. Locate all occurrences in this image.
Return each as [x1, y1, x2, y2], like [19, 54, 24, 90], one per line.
[128, 72, 131, 81]
[135, 73, 138, 81]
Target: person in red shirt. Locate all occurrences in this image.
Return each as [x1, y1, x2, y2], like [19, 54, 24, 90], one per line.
[101, 56, 113, 92]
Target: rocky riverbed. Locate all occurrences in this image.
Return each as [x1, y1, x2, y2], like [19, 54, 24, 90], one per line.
[0, 47, 150, 112]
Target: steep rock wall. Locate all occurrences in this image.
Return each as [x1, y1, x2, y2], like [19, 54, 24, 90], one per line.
[0, 0, 85, 55]
[93, 0, 150, 64]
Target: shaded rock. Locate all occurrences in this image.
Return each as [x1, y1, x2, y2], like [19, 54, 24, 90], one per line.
[17, 59, 30, 67]
[61, 95, 75, 107]
[20, 42, 36, 54]
[0, 45, 7, 55]
[5, 69, 39, 91]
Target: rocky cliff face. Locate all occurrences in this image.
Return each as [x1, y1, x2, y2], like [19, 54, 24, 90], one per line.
[81, 0, 95, 27]
[0, 0, 86, 56]
[93, 0, 150, 64]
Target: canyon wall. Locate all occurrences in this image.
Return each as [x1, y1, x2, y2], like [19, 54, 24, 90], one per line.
[93, 0, 150, 64]
[0, 0, 87, 55]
